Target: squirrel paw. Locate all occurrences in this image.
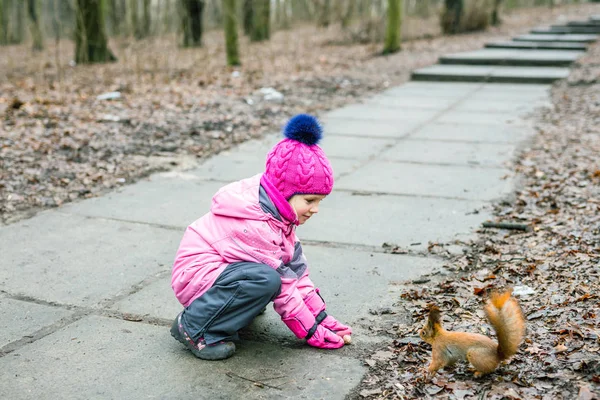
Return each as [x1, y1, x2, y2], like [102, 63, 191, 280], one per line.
[421, 368, 435, 382]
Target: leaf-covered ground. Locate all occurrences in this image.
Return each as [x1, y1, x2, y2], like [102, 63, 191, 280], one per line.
[354, 38, 600, 400]
[1, 3, 598, 225]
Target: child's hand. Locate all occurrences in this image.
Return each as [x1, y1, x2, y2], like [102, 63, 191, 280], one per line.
[307, 325, 344, 349]
[321, 315, 352, 337]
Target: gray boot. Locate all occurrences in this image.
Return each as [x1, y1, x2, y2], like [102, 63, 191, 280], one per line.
[170, 313, 236, 361]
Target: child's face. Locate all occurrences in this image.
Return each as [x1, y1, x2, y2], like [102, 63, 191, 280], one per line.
[288, 194, 326, 225]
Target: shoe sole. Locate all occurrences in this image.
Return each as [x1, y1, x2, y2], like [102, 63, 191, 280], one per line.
[170, 315, 236, 361]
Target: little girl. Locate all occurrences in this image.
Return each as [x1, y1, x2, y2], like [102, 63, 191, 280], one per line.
[170, 114, 352, 360]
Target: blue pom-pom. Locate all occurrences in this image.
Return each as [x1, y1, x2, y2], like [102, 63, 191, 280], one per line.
[283, 114, 322, 145]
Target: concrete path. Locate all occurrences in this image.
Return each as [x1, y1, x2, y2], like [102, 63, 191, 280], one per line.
[0, 79, 552, 399]
[3, 15, 597, 400]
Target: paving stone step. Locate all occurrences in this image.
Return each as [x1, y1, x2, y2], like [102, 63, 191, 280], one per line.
[567, 21, 600, 28]
[531, 25, 600, 34]
[411, 64, 569, 84]
[514, 34, 598, 43]
[591, 15, 600, 23]
[485, 40, 588, 51]
[439, 48, 583, 67]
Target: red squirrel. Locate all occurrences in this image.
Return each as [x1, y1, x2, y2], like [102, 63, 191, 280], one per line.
[419, 290, 526, 378]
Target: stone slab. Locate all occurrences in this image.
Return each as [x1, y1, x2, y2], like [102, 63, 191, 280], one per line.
[485, 40, 588, 51]
[298, 191, 490, 249]
[513, 34, 598, 43]
[326, 102, 444, 121]
[0, 212, 180, 307]
[453, 98, 549, 114]
[481, 66, 569, 83]
[591, 15, 600, 23]
[380, 139, 516, 167]
[109, 277, 184, 320]
[324, 103, 440, 122]
[224, 131, 395, 161]
[110, 246, 445, 340]
[533, 25, 600, 34]
[322, 118, 425, 138]
[335, 160, 513, 202]
[380, 82, 481, 98]
[179, 132, 376, 180]
[193, 153, 360, 183]
[61, 176, 222, 227]
[0, 297, 73, 348]
[474, 83, 551, 92]
[568, 21, 600, 27]
[469, 84, 550, 103]
[0, 315, 365, 400]
[537, 25, 600, 34]
[319, 135, 396, 159]
[364, 94, 459, 110]
[412, 64, 569, 84]
[412, 122, 533, 144]
[434, 110, 527, 126]
[440, 48, 583, 67]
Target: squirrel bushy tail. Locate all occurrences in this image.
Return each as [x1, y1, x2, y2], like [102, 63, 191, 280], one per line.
[483, 290, 526, 361]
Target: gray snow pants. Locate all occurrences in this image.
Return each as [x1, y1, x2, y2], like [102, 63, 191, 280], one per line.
[180, 262, 282, 344]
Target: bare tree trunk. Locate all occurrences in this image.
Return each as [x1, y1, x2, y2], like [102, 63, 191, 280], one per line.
[180, 0, 204, 47]
[106, 0, 121, 35]
[275, 0, 281, 28]
[415, 0, 431, 17]
[210, 0, 223, 26]
[317, 0, 331, 27]
[74, 0, 117, 63]
[141, 0, 151, 37]
[243, 0, 252, 35]
[129, 0, 141, 38]
[160, 0, 176, 35]
[28, 0, 43, 50]
[2, 0, 26, 44]
[13, 0, 26, 44]
[110, 0, 117, 35]
[340, 0, 355, 29]
[263, 0, 270, 37]
[491, 0, 502, 25]
[250, 0, 269, 41]
[383, 0, 401, 54]
[0, 0, 6, 45]
[280, 0, 291, 29]
[223, 0, 240, 66]
[441, 0, 463, 34]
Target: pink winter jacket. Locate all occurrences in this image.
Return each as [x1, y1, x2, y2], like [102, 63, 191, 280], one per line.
[171, 173, 317, 320]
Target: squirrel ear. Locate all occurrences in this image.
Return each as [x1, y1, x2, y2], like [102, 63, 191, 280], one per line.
[426, 304, 442, 326]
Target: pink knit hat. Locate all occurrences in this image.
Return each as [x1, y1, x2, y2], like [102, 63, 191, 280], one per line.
[264, 114, 334, 200]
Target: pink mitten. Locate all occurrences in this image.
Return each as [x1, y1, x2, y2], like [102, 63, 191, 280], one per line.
[306, 324, 344, 349]
[321, 315, 352, 337]
[304, 289, 352, 337]
[282, 304, 344, 349]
